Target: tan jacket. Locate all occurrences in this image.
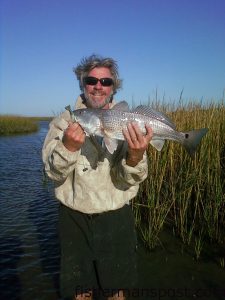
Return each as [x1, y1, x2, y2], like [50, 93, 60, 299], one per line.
[42, 96, 148, 214]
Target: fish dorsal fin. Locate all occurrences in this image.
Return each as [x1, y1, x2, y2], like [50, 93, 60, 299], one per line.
[132, 105, 176, 129]
[111, 101, 130, 112]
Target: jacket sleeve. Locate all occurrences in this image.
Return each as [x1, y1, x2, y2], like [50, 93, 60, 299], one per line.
[42, 112, 80, 183]
[111, 146, 148, 188]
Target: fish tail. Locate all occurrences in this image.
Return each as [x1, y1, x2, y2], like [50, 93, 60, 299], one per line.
[182, 128, 208, 157]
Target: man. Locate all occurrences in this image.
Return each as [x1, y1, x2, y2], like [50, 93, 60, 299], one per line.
[42, 54, 152, 300]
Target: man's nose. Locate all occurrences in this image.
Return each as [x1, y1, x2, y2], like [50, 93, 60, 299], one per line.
[94, 81, 103, 89]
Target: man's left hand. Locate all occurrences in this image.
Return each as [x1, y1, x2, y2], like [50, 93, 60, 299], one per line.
[122, 122, 153, 167]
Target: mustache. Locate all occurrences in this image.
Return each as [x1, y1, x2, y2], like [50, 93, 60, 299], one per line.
[90, 92, 106, 96]
[83, 90, 114, 108]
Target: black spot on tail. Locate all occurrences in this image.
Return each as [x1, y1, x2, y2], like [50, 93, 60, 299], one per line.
[183, 128, 208, 157]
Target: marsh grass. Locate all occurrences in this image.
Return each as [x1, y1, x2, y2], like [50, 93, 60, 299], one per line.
[134, 101, 225, 259]
[0, 115, 51, 135]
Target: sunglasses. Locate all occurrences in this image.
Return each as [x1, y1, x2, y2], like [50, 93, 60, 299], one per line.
[84, 76, 114, 87]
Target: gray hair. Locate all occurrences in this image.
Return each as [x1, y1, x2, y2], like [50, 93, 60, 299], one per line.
[73, 54, 122, 95]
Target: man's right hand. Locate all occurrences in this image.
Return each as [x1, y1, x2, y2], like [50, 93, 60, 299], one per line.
[62, 122, 86, 152]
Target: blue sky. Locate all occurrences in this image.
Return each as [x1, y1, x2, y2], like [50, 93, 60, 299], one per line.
[1, 0, 225, 116]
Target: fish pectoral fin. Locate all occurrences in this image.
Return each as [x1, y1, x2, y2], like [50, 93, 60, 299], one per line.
[150, 139, 165, 151]
[103, 137, 118, 154]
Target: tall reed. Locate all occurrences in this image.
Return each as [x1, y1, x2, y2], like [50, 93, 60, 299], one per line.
[134, 101, 225, 257]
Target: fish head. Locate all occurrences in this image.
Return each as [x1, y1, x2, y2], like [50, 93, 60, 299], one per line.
[72, 109, 102, 136]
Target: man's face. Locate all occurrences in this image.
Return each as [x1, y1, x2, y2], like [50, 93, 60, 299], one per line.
[83, 67, 114, 109]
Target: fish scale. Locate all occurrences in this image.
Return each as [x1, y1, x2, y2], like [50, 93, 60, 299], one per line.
[102, 110, 182, 142]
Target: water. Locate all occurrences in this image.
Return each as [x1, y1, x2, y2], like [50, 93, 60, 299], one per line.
[0, 122, 225, 300]
[0, 122, 60, 300]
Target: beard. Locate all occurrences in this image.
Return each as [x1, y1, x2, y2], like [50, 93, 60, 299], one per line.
[83, 90, 114, 109]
